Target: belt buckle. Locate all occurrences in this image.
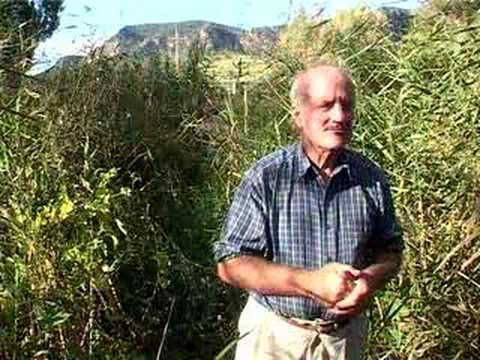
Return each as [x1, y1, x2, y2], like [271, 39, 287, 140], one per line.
[312, 318, 337, 333]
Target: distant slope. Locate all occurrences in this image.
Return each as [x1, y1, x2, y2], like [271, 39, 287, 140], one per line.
[379, 6, 411, 38]
[97, 7, 409, 58]
[100, 20, 282, 58]
[47, 8, 411, 73]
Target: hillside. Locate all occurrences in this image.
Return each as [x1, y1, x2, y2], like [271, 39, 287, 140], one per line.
[100, 20, 282, 57]
[48, 8, 410, 73]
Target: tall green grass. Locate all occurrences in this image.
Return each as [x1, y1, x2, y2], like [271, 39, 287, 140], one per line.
[0, 50, 240, 358]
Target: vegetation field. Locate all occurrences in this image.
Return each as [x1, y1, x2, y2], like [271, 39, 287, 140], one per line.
[0, 1, 479, 359]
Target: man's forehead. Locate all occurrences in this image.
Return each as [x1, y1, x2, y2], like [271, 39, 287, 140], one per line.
[308, 68, 352, 91]
[308, 65, 347, 77]
[300, 67, 354, 103]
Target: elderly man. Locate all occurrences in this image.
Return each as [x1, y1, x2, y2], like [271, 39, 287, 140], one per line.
[214, 64, 403, 359]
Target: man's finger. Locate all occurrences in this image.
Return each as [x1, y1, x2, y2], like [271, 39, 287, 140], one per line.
[330, 304, 362, 316]
[335, 280, 370, 309]
[334, 292, 360, 310]
[339, 269, 360, 281]
[335, 284, 362, 308]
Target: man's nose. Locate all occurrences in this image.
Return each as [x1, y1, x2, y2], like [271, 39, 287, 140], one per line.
[330, 102, 348, 123]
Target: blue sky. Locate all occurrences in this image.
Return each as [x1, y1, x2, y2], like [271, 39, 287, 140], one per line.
[32, 0, 420, 72]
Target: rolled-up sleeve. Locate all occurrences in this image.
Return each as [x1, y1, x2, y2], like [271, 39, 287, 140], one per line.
[214, 170, 269, 262]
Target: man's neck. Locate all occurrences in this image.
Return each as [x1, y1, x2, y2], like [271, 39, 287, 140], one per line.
[302, 143, 343, 178]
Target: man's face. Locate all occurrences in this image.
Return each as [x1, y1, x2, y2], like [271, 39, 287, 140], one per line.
[294, 69, 355, 152]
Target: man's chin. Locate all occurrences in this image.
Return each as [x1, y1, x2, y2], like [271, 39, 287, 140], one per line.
[321, 141, 348, 151]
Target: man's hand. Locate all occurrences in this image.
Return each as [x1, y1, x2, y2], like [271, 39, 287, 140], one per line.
[217, 252, 400, 312]
[330, 273, 373, 316]
[298, 263, 361, 308]
[331, 251, 402, 315]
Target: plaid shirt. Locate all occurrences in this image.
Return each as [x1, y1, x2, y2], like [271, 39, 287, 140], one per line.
[214, 144, 403, 320]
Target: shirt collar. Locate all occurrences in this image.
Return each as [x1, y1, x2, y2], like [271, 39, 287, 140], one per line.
[296, 143, 352, 180]
[296, 143, 312, 178]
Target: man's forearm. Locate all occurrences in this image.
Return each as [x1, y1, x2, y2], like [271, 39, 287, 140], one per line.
[362, 251, 402, 291]
[217, 256, 361, 308]
[217, 256, 310, 297]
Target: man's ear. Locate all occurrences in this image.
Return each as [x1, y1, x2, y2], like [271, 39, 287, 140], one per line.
[293, 108, 302, 129]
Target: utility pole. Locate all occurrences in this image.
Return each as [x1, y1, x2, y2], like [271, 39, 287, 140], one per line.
[170, 24, 194, 72]
[175, 24, 180, 72]
[288, 0, 293, 23]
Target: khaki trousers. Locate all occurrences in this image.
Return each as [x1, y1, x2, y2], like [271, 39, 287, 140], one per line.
[235, 297, 367, 360]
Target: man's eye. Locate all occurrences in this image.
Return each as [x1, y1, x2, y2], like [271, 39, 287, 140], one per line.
[318, 102, 333, 109]
[340, 100, 353, 110]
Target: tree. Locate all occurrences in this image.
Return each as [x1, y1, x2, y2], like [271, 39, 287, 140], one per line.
[0, 0, 64, 92]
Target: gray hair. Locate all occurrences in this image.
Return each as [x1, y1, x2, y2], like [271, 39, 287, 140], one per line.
[289, 63, 355, 110]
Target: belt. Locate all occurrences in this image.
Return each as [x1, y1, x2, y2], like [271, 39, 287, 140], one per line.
[282, 316, 350, 334]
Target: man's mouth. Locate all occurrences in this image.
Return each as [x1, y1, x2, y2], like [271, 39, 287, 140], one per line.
[327, 128, 350, 133]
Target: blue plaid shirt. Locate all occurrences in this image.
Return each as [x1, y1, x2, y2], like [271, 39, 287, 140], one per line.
[214, 144, 403, 320]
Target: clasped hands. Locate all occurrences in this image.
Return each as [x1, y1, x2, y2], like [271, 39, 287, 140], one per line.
[302, 263, 376, 316]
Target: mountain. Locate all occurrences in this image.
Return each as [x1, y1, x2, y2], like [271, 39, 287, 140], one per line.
[48, 8, 411, 73]
[96, 7, 410, 58]
[53, 55, 85, 68]
[100, 20, 282, 58]
[379, 6, 412, 39]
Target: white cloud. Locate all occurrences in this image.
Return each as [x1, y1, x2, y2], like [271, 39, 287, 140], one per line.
[31, 31, 109, 73]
